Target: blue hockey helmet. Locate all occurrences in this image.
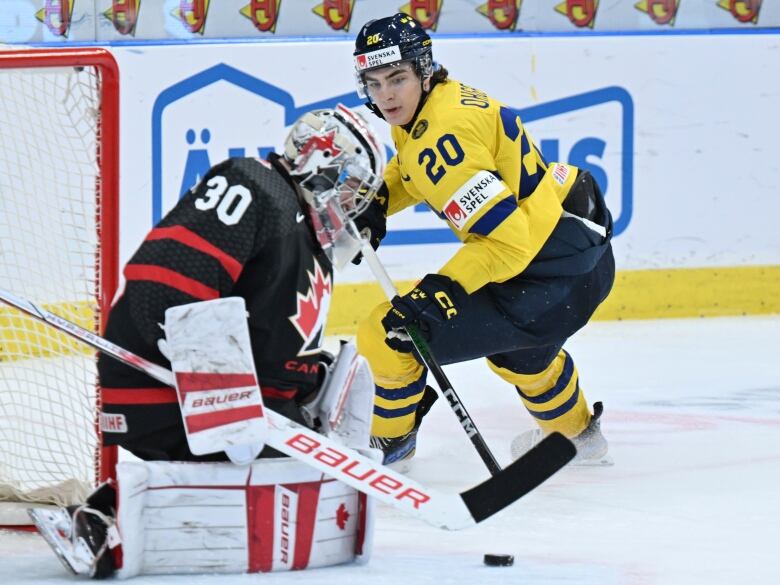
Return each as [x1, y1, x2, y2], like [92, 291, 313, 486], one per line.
[353, 13, 434, 99]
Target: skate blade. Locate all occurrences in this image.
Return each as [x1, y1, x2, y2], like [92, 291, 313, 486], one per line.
[512, 436, 614, 467]
[28, 508, 94, 576]
[572, 453, 615, 467]
[387, 458, 413, 474]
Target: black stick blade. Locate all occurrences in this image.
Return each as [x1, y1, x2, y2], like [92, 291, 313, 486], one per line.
[460, 432, 576, 523]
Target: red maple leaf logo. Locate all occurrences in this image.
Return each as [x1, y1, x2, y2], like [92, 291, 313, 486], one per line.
[300, 129, 343, 162]
[336, 503, 350, 530]
[289, 259, 332, 356]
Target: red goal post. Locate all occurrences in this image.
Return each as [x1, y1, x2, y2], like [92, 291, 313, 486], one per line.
[0, 48, 119, 523]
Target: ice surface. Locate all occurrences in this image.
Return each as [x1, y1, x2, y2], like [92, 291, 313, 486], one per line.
[2, 316, 779, 584]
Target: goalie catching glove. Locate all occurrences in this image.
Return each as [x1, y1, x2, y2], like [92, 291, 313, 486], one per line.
[381, 274, 466, 353]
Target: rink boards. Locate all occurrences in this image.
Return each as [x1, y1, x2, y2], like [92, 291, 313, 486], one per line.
[2, 31, 778, 337]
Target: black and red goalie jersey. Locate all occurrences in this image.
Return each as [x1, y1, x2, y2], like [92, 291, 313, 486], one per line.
[98, 155, 333, 461]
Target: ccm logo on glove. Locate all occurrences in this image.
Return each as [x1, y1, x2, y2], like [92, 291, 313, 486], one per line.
[381, 274, 466, 353]
[433, 291, 457, 319]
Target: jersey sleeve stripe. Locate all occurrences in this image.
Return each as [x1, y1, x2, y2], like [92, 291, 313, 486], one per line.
[146, 226, 243, 282]
[518, 131, 545, 200]
[262, 386, 298, 400]
[519, 166, 545, 201]
[499, 106, 520, 141]
[125, 264, 220, 301]
[101, 387, 178, 404]
[468, 195, 517, 236]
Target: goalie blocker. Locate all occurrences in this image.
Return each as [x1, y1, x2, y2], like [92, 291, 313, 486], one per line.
[30, 457, 376, 578]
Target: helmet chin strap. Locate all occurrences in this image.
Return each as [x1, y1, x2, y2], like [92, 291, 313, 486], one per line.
[402, 85, 431, 132]
[364, 100, 384, 120]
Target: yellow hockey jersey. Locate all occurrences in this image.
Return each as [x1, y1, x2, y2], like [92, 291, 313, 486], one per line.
[384, 78, 579, 294]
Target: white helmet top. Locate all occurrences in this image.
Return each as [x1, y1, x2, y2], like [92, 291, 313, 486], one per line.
[284, 104, 385, 220]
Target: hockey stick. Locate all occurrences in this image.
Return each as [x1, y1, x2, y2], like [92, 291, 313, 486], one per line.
[357, 239, 503, 476]
[0, 286, 575, 531]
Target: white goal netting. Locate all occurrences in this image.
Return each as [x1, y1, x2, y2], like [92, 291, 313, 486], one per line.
[0, 50, 117, 514]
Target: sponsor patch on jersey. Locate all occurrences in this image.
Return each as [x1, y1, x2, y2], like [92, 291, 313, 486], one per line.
[552, 163, 570, 185]
[442, 171, 506, 230]
[412, 119, 428, 139]
[100, 413, 128, 434]
[355, 46, 402, 70]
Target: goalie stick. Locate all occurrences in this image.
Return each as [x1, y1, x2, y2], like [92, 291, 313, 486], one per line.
[0, 287, 575, 530]
[357, 238, 503, 476]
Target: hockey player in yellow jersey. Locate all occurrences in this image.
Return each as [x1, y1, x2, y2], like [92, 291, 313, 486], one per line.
[352, 14, 615, 465]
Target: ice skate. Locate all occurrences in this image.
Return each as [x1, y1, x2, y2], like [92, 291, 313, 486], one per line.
[510, 402, 613, 466]
[29, 503, 116, 579]
[28, 483, 118, 579]
[370, 426, 419, 465]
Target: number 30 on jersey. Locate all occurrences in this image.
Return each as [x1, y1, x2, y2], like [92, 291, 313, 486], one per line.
[195, 176, 252, 226]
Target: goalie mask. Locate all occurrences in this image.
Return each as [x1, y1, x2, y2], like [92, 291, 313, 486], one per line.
[285, 104, 386, 268]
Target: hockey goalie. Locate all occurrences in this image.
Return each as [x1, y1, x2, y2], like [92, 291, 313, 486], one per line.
[29, 104, 387, 578]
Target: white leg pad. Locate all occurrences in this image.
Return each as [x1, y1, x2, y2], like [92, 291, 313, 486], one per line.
[115, 459, 374, 578]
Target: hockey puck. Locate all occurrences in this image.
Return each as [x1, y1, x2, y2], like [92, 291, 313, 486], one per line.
[483, 554, 514, 567]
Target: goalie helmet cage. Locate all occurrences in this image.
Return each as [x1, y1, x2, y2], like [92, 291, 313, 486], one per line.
[0, 48, 119, 524]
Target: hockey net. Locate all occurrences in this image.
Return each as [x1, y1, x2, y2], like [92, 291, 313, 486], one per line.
[0, 48, 119, 522]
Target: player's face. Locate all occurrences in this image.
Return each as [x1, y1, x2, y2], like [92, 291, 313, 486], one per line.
[363, 63, 426, 126]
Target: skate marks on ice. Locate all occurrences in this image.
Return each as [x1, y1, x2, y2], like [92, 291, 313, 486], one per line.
[640, 386, 780, 415]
